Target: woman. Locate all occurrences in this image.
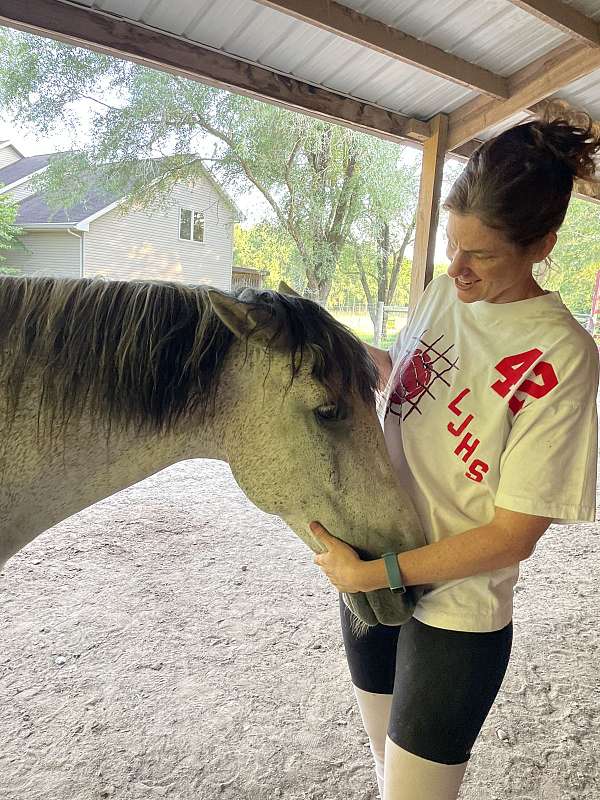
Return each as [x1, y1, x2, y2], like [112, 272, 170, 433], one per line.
[310, 116, 600, 800]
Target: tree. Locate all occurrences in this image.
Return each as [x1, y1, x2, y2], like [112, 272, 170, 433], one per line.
[233, 223, 297, 289]
[341, 151, 462, 333]
[0, 192, 22, 274]
[542, 197, 600, 314]
[348, 144, 420, 326]
[0, 29, 386, 302]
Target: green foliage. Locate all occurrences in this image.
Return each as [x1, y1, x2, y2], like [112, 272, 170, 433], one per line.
[0, 30, 458, 305]
[4, 28, 600, 316]
[541, 198, 600, 314]
[0, 191, 22, 271]
[0, 29, 393, 300]
[234, 223, 299, 289]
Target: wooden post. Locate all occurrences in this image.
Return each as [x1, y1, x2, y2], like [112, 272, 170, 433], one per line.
[408, 114, 449, 314]
[374, 301, 385, 346]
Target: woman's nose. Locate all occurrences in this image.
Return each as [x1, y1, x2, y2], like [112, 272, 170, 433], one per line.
[447, 251, 470, 277]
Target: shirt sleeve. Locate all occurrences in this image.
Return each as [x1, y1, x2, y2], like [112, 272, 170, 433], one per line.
[495, 394, 598, 524]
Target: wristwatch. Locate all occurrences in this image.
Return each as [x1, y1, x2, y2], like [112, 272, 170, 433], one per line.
[382, 552, 406, 594]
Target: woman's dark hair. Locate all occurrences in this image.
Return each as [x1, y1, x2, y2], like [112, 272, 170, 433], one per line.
[444, 110, 600, 247]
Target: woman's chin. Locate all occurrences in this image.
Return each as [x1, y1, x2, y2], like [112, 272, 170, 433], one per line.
[454, 279, 482, 301]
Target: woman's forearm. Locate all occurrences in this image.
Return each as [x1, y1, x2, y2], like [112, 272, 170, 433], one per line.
[359, 522, 528, 593]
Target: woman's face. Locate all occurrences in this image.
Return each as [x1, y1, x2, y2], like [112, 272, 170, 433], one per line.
[445, 212, 556, 304]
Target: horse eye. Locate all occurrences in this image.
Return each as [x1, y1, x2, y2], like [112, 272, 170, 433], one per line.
[315, 403, 347, 422]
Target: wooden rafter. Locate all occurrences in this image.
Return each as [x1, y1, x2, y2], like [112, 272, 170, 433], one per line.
[506, 0, 600, 47]
[0, 0, 431, 146]
[253, 0, 509, 99]
[447, 40, 600, 150]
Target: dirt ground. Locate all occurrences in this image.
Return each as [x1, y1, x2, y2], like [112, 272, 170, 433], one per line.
[1, 457, 599, 800]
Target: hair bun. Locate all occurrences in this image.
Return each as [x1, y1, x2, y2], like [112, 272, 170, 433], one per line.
[529, 116, 599, 180]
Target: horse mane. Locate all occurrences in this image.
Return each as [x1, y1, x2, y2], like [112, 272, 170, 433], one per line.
[0, 275, 377, 437]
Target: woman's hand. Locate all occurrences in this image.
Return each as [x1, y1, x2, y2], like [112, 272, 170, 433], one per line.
[310, 521, 365, 593]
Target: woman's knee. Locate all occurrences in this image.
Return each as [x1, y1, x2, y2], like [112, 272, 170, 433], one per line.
[352, 684, 393, 748]
[384, 737, 468, 800]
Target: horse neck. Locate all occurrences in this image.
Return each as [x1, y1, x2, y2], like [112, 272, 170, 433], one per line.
[0, 353, 237, 567]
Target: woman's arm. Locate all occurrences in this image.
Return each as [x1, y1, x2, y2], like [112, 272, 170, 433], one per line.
[359, 507, 551, 592]
[365, 344, 393, 389]
[311, 507, 552, 594]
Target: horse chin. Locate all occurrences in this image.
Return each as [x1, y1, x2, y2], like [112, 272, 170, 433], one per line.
[342, 586, 421, 631]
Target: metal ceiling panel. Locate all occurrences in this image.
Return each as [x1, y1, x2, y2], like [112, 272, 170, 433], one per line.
[553, 68, 600, 118]
[7, 0, 600, 135]
[337, 0, 568, 74]
[89, 0, 156, 21]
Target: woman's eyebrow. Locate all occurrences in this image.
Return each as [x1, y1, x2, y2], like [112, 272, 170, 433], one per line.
[446, 235, 493, 256]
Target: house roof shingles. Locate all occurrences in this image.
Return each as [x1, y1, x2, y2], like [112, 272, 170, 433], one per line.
[15, 187, 118, 225]
[0, 154, 53, 188]
[1, 148, 242, 225]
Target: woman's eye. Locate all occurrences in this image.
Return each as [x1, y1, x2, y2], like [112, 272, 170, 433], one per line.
[315, 403, 346, 422]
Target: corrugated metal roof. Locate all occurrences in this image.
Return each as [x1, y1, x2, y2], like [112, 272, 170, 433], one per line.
[340, 0, 567, 74]
[23, 1, 600, 132]
[72, 0, 579, 119]
[568, 0, 600, 21]
[552, 67, 600, 118]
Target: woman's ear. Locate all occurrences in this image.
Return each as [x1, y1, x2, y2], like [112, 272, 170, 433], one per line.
[529, 230, 557, 263]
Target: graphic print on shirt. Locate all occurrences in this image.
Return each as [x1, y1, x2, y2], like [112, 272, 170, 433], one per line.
[386, 330, 459, 422]
[490, 348, 559, 414]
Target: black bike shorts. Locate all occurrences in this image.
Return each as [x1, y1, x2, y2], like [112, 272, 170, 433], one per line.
[339, 594, 513, 765]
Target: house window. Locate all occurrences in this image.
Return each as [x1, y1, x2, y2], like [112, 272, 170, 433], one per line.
[179, 208, 205, 242]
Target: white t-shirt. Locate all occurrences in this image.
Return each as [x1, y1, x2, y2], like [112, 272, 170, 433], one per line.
[384, 273, 599, 633]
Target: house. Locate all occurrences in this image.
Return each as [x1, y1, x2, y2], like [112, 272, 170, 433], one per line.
[0, 141, 241, 290]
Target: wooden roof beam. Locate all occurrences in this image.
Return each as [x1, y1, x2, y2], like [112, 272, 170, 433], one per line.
[0, 0, 430, 146]
[253, 0, 509, 99]
[506, 0, 600, 47]
[446, 40, 600, 150]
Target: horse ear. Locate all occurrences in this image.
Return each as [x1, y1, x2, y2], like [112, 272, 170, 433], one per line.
[208, 290, 257, 339]
[278, 281, 301, 298]
[208, 290, 274, 345]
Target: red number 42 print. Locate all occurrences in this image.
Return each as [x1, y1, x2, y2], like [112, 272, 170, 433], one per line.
[491, 348, 558, 414]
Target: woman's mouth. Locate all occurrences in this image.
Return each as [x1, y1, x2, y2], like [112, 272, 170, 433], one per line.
[455, 277, 478, 290]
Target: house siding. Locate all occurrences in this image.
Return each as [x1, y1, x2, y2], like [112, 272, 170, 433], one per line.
[1, 231, 81, 278]
[0, 145, 21, 171]
[84, 181, 235, 289]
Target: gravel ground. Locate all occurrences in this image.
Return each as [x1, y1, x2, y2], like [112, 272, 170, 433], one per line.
[1, 457, 599, 800]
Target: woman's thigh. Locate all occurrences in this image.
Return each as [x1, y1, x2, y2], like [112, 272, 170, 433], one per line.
[389, 615, 513, 764]
[339, 596, 513, 765]
[339, 594, 400, 694]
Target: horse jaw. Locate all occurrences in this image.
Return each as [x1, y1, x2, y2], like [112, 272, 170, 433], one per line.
[218, 345, 426, 628]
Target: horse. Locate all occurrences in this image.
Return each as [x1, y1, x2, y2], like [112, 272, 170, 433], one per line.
[0, 274, 426, 630]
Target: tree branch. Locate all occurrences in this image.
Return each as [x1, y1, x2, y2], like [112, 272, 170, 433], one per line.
[285, 137, 302, 230]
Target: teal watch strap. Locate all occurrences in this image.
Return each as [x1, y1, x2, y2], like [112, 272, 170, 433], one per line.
[382, 552, 406, 594]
